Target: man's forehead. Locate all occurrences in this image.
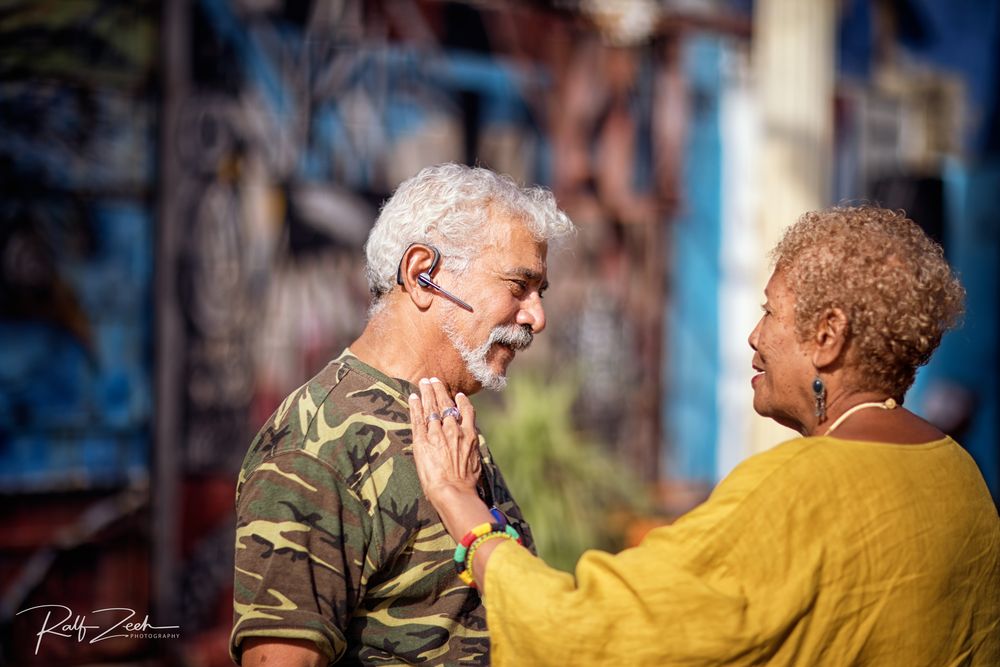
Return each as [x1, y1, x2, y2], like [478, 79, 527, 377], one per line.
[493, 244, 548, 278]
[482, 222, 547, 268]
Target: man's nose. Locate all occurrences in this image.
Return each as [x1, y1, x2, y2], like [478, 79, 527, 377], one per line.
[516, 295, 546, 334]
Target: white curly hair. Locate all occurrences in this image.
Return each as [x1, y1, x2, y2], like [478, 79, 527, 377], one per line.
[364, 163, 575, 307]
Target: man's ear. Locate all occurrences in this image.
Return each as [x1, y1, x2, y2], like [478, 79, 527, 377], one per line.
[812, 307, 849, 369]
[399, 244, 437, 309]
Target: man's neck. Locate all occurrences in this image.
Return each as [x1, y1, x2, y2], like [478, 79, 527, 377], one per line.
[351, 304, 461, 391]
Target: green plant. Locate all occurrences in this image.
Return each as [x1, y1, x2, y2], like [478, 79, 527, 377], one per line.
[476, 373, 649, 572]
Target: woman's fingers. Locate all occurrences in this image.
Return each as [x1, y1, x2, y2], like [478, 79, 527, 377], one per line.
[418, 378, 440, 416]
[418, 378, 447, 448]
[408, 392, 435, 489]
[456, 395, 480, 477]
[413, 378, 480, 481]
[410, 382, 453, 499]
[408, 392, 427, 444]
[427, 380, 481, 479]
[418, 378, 441, 428]
[455, 392, 477, 445]
[428, 378, 456, 412]
[429, 378, 463, 438]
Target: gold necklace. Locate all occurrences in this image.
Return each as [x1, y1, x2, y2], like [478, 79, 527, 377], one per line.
[823, 398, 898, 436]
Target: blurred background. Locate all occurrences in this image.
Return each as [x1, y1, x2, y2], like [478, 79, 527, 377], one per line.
[1, 0, 998, 664]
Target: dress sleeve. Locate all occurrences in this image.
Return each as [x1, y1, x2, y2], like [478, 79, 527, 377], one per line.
[482, 448, 824, 667]
[230, 450, 376, 664]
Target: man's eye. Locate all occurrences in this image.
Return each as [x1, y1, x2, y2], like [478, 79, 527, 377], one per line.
[510, 280, 527, 294]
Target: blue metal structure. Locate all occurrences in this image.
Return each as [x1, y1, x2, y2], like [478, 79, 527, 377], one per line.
[664, 36, 724, 482]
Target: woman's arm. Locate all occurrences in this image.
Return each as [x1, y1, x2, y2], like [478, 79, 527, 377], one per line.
[406, 377, 778, 666]
[408, 377, 506, 585]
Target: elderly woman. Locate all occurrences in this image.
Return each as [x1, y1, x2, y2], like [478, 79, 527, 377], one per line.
[407, 206, 1000, 666]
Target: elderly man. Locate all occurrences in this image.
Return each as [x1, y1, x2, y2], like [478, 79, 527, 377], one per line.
[230, 164, 574, 666]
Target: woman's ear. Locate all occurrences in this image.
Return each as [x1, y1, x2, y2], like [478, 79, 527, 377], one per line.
[812, 307, 849, 368]
[399, 244, 437, 309]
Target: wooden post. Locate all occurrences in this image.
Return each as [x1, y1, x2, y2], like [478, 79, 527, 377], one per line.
[750, 0, 836, 454]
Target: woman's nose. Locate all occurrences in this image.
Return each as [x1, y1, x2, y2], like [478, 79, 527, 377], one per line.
[748, 317, 762, 351]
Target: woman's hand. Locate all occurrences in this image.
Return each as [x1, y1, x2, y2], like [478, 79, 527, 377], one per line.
[408, 378, 493, 541]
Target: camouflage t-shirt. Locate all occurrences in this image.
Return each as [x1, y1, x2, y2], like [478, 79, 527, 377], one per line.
[230, 350, 534, 665]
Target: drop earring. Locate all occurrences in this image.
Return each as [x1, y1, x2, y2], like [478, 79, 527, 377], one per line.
[812, 376, 827, 422]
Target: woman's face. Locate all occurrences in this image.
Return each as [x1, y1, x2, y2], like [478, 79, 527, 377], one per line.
[747, 269, 816, 432]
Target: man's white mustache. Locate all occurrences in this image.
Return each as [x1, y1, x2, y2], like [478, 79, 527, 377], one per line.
[489, 324, 533, 351]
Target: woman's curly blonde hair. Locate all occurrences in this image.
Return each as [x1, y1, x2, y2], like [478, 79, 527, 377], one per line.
[772, 205, 965, 400]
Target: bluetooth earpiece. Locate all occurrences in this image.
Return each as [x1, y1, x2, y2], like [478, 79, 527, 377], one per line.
[396, 243, 474, 312]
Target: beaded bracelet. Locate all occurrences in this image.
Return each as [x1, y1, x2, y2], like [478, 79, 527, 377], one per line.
[466, 531, 511, 578]
[453, 521, 501, 586]
[459, 528, 519, 588]
[453, 521, 521, 588]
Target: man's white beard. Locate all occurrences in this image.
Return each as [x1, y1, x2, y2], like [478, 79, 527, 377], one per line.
[442, 319, 534, 391]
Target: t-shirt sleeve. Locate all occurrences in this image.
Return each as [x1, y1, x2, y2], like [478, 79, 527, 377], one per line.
[230, 449, 377, 664]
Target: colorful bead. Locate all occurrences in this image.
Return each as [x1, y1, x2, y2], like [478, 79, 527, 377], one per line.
[452, 522, 522, 589]
[453, 545, 468, 564]
[460, 521, 499, 548]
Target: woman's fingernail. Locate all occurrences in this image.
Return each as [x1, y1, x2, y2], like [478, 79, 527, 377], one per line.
[456, 392, 465, 400]
[419, 378, 430, 385]
[430, 377, 441, 383]
[409, 393, 418, 400]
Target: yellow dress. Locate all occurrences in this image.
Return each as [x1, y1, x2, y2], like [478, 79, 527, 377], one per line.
[483, 436, 1000, 666]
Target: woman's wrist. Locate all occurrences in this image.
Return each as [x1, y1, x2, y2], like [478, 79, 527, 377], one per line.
[427, 485, 493, 541]
[451, 512, 521, 591]
[470, 534, 507, 589]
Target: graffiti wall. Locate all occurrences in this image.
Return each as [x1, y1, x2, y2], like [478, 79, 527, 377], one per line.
[0, 0, 157, 490]
[2, 1, 676, 663]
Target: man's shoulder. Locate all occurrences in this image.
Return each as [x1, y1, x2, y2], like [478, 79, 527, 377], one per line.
[239, 359, 345, 469]
[239, 356, 416, 497]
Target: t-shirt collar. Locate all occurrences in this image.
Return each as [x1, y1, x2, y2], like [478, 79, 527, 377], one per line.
[337, 348, 418, 402]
